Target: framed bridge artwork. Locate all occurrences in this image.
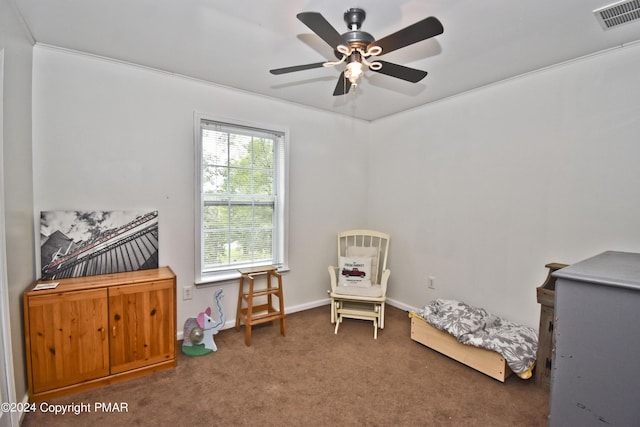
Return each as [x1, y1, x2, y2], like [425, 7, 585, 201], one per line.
[40, 210, 159, 280]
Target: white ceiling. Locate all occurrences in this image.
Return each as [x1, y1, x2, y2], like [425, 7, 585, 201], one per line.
[13, 0, 640, 121]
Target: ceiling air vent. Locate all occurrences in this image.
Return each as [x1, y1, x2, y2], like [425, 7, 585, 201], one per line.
[594, 0, 640, 30]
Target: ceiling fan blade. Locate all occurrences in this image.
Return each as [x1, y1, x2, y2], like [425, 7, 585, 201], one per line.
[371, 60, 428, 83]
[270, 62, 326, 75]
[297, 12, 348, 49]
[368, 16, 443, 55]
[333, 72, 352, 96]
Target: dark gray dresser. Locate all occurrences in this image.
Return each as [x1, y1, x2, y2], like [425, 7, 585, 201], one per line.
[549, 251, 640, 426]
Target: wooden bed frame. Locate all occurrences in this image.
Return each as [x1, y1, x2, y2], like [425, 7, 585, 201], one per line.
[410, 313, 512, 382]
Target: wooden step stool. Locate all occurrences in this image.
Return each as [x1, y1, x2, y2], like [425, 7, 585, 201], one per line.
[235, 266, 286, 346]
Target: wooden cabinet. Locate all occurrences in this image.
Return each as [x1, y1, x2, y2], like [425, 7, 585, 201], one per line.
[24, 267, 176, 401]
[535, 262, 567, 388]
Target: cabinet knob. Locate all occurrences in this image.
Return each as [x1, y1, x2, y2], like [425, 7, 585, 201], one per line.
[112, 326, 116, 337]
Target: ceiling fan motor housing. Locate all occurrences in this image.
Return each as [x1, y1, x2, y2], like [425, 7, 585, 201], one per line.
[341, 30, 374, 47]
[335, 8, 375, 58]
[344, 8, 366, 29]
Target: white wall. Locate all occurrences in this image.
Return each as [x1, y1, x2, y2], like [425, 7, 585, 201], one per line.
[369, 42, 640, 328]
[32, 45, 370, 329]
[0, 0, 35, 405]
[31, 40, 640, 334]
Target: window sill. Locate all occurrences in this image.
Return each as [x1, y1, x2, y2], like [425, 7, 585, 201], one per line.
[195, 265, 290, 287]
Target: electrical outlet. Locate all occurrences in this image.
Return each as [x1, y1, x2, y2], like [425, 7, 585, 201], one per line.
[183, 285, 193, 300]
[428, 276, 436, 289]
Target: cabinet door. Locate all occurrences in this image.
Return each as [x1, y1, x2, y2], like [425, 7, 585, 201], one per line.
[535, 305, 554, 386]
[109, 279, 175, 374]
[27, 289, 109, 393]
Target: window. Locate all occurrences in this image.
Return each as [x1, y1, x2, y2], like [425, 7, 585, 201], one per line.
[195, 115, 288, 283]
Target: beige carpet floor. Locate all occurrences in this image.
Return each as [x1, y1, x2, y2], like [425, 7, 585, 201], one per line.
[22, 305, 549, 426]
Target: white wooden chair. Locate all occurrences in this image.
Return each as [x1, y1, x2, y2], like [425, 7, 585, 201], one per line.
[328, 230, 390, 339]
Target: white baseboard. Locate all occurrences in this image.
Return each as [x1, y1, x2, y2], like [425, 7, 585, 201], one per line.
[177, 297, 331, 340]
[19, 392, 29, 424]
[175, 297, 416, 341]
[386, 297, 417, 313]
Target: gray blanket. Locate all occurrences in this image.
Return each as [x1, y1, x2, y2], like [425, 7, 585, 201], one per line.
[417, 299, 538, 377]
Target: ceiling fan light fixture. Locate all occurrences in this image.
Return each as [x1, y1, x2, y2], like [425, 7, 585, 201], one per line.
[323, 55, 346, 67]
[365, 46, 382, 57]
[337, 45, 352, 56]
[345, 61, 364, 85]
[367, 60, 382, 71]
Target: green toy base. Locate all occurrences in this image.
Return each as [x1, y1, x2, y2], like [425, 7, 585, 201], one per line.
[181, 343, 213, 357]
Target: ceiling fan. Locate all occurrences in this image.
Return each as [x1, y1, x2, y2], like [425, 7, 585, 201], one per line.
[270, 8, 444, 96]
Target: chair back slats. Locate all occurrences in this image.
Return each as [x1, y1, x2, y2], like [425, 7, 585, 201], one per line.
[338, 229, 390, 285]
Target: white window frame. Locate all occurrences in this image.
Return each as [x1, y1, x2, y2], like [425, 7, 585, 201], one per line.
[194, 113, 289, 284]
